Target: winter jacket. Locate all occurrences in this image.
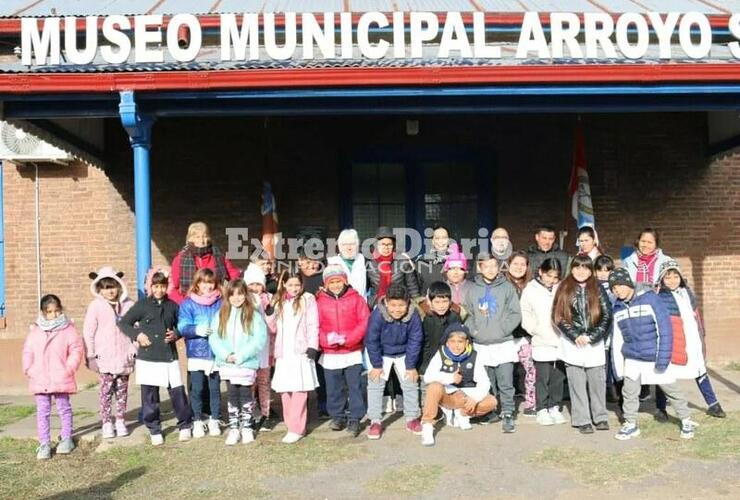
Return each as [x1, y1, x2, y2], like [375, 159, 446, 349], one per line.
[327, 254, 367, 300]
[83, 297, 136, 375]
[177, 296, 222, 361]
[365, 299, 424, 369]
[209, 308, 267, 370]
[419, 310, 462, 373]
[414, 250, 447, 295]
[658, 286, 705, 366]
[622, 249, 672, 290]
[556, 285, 612, 368]
[83, 267, 137, 375]
[168, 249, 241, 305]
[520, 279, 560, 350]
[612, 290, 673, 371]
[316, 285, 370, 355]
[119, 297, 180, 363]
[366, 255, 420, 307]
[23, 321, 84, 395]
[269, 293, 320, 358]
[463, 274, 522, 346]
[527, 244, 570, 276]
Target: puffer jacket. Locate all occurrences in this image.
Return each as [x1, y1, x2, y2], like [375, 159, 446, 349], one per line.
[365, 298, 424, 369]
[23, 321, 84, 395]
[316, 285, 370, 355]
[463, 274, 522, 345]
[209, 308, 267, 370]
[520, 279, 560, 349]
[269, 293, 320, 358]
[177, 295, 222, 361]
[612, 289, 673, 371]
[657, 286, 704, 366]
[366, 255, 421, 307]
[556, 285, 612, 344]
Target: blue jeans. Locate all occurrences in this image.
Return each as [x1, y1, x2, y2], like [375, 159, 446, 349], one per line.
[323, 364, 366, 421]
[189, 370, 221, 420]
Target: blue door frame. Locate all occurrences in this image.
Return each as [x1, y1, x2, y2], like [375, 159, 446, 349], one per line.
[340, 146, 495, 239]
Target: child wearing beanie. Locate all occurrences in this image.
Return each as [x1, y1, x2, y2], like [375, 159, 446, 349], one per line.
[610, 268, 697, 441]
[316, 264, 370, 437]
[421, 323, 497, 446]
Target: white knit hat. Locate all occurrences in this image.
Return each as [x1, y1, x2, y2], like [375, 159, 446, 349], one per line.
[243, 263, 266, 286]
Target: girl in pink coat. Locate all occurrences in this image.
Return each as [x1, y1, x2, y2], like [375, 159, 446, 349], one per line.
[83, 267, 137, 439]
[22, 294, 84, 460]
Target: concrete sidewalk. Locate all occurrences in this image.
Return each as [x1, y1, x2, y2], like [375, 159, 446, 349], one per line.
[1, 364, 738, 452]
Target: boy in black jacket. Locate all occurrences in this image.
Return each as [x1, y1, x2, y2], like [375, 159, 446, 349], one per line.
[419, 282, 461, 406]
[119, 271, 192, 446]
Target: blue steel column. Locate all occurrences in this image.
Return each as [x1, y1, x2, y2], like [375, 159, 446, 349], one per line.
[119, 91, 154, 298]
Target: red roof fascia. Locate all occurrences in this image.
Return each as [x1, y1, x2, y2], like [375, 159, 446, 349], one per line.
[2, 64, 740, 94]
[0, 13, 732, 35]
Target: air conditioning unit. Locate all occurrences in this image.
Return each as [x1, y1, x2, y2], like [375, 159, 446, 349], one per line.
[0, 121, 74, 164]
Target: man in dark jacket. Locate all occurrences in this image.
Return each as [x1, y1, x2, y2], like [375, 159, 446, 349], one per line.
[365, 284, 423, 440]
[366, 226, 421, 308]
[119, 271, 192, 445]
[527, 225, 570, 274]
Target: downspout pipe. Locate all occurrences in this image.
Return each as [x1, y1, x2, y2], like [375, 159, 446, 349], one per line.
[0, 160, 5, 322]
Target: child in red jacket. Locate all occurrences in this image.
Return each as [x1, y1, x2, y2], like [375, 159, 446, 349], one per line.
[23, 294, 84, 460]
[316, 264, 370, 437]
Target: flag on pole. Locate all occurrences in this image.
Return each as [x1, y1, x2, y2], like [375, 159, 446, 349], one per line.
[568, 121, 596, 231]
[261, 181, 279, 259]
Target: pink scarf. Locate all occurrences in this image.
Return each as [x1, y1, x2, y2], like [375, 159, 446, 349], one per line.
[636, 252, 658, 285]
[189, 289, 221, 306]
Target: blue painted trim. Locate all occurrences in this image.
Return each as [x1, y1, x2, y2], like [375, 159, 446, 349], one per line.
[0, 161, 5, 318]
[119, 90, 154, 298]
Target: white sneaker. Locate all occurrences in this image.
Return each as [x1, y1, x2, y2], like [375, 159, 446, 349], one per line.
[537, 409, 556, 426]
[101, 422, 116, 439]
[549, 406, 567, 425]
[456, 415, 472, 431]
[420, 423, 435, 446]
[680, 419, 696, 440]
[241, 428, 255, 444]
[224, 429, 240, 446]
[150, 434, 164, 446]
[441, 407, 455, 427]
[179, 428, 192, 442]
[192, 420, 206, 439]
[207, 419, 221, 436]
[281, 432, 303, 444]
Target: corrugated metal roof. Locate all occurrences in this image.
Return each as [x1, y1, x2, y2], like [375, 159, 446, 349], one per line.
[2, 42, 736, 74]
[0, 0, 731, 17]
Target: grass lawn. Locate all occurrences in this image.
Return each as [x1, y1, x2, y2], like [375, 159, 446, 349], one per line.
[0, 404, 35, 429]
[0, 433, 365, 499]
[530, 411, 740, 485]
[365, 464, 443, 496]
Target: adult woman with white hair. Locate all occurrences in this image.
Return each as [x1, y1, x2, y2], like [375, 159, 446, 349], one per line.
[327, 229, 367, 301]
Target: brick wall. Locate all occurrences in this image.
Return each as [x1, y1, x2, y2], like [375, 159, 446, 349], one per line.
[1, 112, 738, 389]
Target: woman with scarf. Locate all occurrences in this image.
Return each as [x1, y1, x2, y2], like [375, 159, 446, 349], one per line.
[168, 221, 241, 305]
[622, 228, 672, 292]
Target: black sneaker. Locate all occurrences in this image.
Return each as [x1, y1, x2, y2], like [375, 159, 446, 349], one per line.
[594, 421, 610, 431]
[654, 409, 669, 423]
[522, 408, 537, 417]
[639, 386, 652, 402]
[346, 419, 361, 437]
[707, 403, 726, 418]
[502, 414, 516, 433]
[479, 412, 501, 425]
[260, 416, 278, 432]
[330, 419, 346, 431]
[578, 424, 594, 434]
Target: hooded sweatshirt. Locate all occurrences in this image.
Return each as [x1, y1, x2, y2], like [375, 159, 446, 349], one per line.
[463, 274, 522, 346]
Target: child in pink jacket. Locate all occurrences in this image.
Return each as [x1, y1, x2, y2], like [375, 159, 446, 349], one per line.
[83, 267, 137, 439]
[22, 294, 84, 460]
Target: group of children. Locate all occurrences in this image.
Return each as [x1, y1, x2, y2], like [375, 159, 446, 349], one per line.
[22, 227, 726, 459]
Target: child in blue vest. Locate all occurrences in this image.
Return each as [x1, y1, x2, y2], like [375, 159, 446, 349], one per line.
[421, 323, 497, 446]
[365, 284, 423, 440]
[610, 268, 696, 440]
